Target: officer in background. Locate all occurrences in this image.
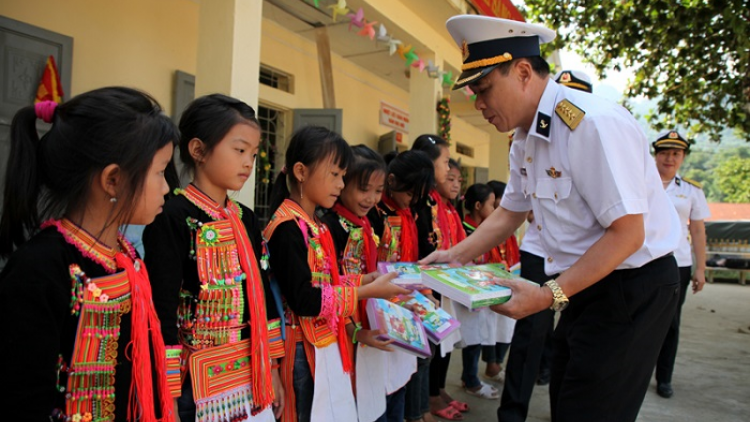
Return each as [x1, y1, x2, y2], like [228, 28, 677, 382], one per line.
[423, 15, 681, 422]
[652, 129, 710, 399]
[495, 68, 597, 422]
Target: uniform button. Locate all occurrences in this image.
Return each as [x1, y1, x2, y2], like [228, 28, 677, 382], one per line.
[537, 225, 542, 231]
[554, 193, 558, 200]
[526, 157, 533, 163]
[547, 256, 553, 263]
[532, 193, 537, 198]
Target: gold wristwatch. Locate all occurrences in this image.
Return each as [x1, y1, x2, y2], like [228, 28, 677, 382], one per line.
[545, 279, 569, 312]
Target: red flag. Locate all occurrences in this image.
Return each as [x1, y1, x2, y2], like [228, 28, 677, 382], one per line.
[35, 55, 64, 104]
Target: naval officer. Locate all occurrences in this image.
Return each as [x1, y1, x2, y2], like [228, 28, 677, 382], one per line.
[422, 15, 682, 422]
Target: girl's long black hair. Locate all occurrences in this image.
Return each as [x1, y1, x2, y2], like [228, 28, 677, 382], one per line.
[0, 87, 178, 256]
[269, 125, 353, 214]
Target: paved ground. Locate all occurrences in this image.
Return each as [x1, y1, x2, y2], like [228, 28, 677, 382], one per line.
[440, 280, 750, 422]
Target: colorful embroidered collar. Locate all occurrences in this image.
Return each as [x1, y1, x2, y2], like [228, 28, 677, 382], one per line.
[176, 184, 243, 221]
[42, 218, 136, 274]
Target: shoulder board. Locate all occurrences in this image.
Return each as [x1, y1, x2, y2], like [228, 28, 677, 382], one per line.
[555, 99, 585, 130]
[681, 177, 703, 189]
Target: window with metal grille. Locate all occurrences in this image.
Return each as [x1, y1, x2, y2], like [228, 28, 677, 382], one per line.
[255, 105, 285, 227]
[259, 64, 293, 93]
[456, 142, 474, 158]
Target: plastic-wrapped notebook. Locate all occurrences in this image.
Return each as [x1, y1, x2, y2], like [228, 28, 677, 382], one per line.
[397, 291, 460, 344]
[365, 298, 432, 358]
[377, 262, 455, 289]
[420, 263, 516, 310]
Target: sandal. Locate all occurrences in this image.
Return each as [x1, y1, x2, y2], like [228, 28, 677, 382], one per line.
[483, 369, 506, 384]
[448, 400, 469, 413]
[431, 406, 464, 421]
[464, 382, 500, 399]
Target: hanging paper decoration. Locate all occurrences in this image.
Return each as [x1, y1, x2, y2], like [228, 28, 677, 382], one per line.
[462, 86, 477, 101]
[376, 24, 390, 43]
[347, 7, 365, 30]
[328, 0, 349, 22]
[441, 71, 454, 88]
[396, 44, 411, 60]
[404, 48, 419, 67]
[387, 38, 402, 55]
[358, 20, 378, 40]
[437, 97, 451, 143]
[307, 0, 460, 83]
[426, 60, 440, 79]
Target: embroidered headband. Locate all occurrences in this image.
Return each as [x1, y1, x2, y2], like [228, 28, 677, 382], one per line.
[35, 100, 58, 124]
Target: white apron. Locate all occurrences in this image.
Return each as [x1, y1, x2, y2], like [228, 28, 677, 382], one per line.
[310, 344, 358, 422]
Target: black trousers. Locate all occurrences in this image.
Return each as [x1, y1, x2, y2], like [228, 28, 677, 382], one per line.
[497, 251, 554, 422]
[655, 266, 692, 384]
[549, 255, 679, 422]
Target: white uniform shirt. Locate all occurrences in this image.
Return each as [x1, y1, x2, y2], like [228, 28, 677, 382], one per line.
[512, 140, 547, 258]
[664, 175, 711, 267]
[500, 80, 681, 275]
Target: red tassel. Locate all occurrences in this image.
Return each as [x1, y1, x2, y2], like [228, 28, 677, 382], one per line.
[116, 254, 174, 422]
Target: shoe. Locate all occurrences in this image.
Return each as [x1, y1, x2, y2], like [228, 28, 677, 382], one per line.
[431, 405, 464, 421]
[483, 369, 505, 384]
[536, 370, 550, 386]
[464, 382, 500, 399]
[657, 382, 673, 398]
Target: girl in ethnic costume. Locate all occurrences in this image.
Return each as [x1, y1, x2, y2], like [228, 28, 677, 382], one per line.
[321, 145, 414, 422]
[368, 150, 436, 422]
[0, 87, 179, 422]
[456, 183, 517, 400]
[264, 126, 408, 422]
[142, 95, 284, 422]
[411, 135, 468, 422]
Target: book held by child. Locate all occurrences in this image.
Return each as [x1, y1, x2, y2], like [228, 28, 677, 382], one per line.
[366, 298, 432, 358]
[397, 291, 460, 344]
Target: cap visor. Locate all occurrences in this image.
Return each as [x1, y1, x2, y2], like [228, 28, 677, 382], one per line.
[452, 65, 499, 90]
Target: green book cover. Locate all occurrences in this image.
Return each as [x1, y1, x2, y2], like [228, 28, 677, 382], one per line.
[421, 263, 517, 310]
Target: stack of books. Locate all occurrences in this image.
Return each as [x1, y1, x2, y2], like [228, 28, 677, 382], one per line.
[420, 263, 517, 310]
[378, 262, 455, 289]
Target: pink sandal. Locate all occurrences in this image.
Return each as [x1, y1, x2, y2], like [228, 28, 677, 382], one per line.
[449, 400, 469, 413]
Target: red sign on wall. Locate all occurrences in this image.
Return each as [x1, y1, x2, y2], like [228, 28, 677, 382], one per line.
[470, 0, 525, 22]
[380, 101, 410, 133]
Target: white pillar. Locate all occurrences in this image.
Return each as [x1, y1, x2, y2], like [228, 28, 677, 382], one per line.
[195, 0, 262, 206]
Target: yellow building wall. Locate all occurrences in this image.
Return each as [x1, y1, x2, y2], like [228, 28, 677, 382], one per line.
[1, 0, 492, 169]
[0, 0, 198, 114]
[260, 18, 411, 150]
[450, 116, 491, 168]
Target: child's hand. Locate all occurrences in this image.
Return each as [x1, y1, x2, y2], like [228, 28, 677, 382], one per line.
[361, 271, 381, 285]
[357, 328, 394, 351]
[359, 272, 410, 299]
[425, 292, 439, 307]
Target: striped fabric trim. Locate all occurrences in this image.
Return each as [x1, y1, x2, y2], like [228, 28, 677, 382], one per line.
[165, 346, 183, 398]
[267, 319, 284, 359]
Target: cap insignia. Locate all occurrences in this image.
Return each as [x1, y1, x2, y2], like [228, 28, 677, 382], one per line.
[461, 40, 470, 62]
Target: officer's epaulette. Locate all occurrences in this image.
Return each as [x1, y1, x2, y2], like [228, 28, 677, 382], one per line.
[681, 177, 703, 189]
[555, 99, 585, 130]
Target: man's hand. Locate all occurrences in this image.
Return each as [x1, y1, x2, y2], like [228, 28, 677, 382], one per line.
[692, 270, 706, 294]
[489, 278, 553, 320]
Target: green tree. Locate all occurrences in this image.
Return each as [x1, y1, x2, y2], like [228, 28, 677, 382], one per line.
[714, 156, 750, 202]
[525, 0, 750, 142]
